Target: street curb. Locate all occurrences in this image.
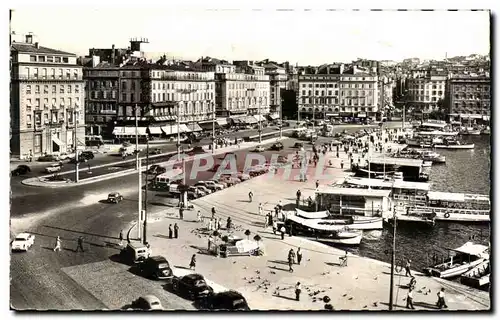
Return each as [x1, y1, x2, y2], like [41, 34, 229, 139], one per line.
[21, 137, 291, 188]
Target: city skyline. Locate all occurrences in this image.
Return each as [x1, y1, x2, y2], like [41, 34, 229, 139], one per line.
[11, 8, 490, 65]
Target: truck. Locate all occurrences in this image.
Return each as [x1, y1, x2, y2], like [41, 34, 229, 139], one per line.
[119, 144, 136, 157]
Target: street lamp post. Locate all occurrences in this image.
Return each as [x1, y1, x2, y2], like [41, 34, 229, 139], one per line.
[143, 136, 150, 245]
[280, 97, 284, 139]
[135, 104, 139, 170]
[74, 109, 80, 183]
[211, 102, 216, 154]
[388, 208, 397, 310]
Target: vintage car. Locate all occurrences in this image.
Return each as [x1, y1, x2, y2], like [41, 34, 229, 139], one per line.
[45, 163, 63, 173]
[149, 148, 162, 155]
[196, 181, 224, 192]
[11, 233, 35, 252]
[200, 290, 250, 311]
[38, 154, 60, 162]
[253, 145, 265, 152]
[11, 165, 31, 176]
[270, 142, 284, 151]
[128, 295, 163, 310]
[138, 256, 173, 280]
[147, 165, 166, 176]
[219, 235, 260, 258]
[120, 241, 152, 264]
[107, 192, 124, 204]
[171, 273, 214, 300]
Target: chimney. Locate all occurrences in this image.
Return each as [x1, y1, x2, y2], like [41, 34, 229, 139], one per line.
[25, 34, 33, 44]
[111, 44, 116, 65]
[34, 42, 39, 49]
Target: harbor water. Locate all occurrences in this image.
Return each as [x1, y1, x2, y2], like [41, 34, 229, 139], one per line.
[352, 135, 491, 272]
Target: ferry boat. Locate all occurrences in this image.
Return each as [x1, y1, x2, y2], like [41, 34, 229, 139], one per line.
[408, 191, 490, 223]
[414, 121, 458, 136]
[433, 138, 475, 149]
[291, 208, 383, 230]
[460, 259, 490, 288]
[424, 242, 489, 279]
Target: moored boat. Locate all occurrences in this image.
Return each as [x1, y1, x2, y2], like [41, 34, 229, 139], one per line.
[481, 126, 490, 135]
[424, 242, 489, 279]
[292, 209, 383, 230]
[460, 259, 490, 288]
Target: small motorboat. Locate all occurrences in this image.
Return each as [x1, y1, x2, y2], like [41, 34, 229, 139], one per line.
[424, 242, 489, 279]
[460, 259, 490, 288]
[422, 161, 433, 168]
[481, 126, 490, 135]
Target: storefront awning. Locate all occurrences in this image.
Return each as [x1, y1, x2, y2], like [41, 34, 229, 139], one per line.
[52, 135, 64, 146]
[216, 118, 228, 126]
[113, 126, 148, 136]
[268, 113, 279, 120]
[185, 123, 203, 132]
[179, 124, 191, 133]
[148, 126, 163, 135]
[254, 114, 267, 122]
[161, 125, 179, 135]
[198, 120, 216, 130]
[245, 116, 258, 124]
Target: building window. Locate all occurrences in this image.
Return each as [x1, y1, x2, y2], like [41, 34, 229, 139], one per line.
[122, 82, 127, 90]
[59, 69, 63, 79]
[68, 85, 72, 93]
[35, 85, 40, 94]
[52, 98, 56, 106]
[51, 68, 56, 79]
[34, 113, 41, 125]
[26, 114, 32, 124]
[44, 85, 48, 94]
[122, 93, 127, 101]
[47, 56, 54, 63]
[131, 93, 135, 102]
[60, 86, 64, 94]
[39, 56, 46, 62]
[66, 69, 70, 79]
[30, 55, 37, 62]
[35, 98, 40, 107]
[75, 85, 79, 93]
[55, 56, 61, 63]
[63, 57, 69, 63]
[73, 70, 78, 79]
[60, 98, 65, 106]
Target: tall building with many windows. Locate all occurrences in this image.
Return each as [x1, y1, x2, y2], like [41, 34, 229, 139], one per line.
[406, 70, 447, 115]
[447, 76, 490, 123]
[10, 35, 84, 159]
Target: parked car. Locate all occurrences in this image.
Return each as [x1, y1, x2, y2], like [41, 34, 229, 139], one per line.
[189, 146, 206, 155]
[276, 155, 289, 164]
[171, 274, 214, 300]
[253, 145, 265, 152]
[80, 151, 95, 160]
[138, 256, 173, 280]
[188, 186, 207, 197]
[57, 153, 74, 160]
[193, 185, 212, 195]
[270, 142, 284, 151]
[11, 233, 35, 252]
[219, 176, 239, 187]
[107, 192, 124, 204]
[293, 142, 304, 149]
[236, 172, 251, 181]
[149, 148, 162, 155]
[201, 290, 250, 311]
[38, 154, 60, 162]
[147, 165, 166, 175]
[120, 241, 152, 264]
[129, 295, 163, 310]
[11, 165, 31, 176]
[45, 163, 63, 173]
[198, 180, 224, 191]
[209, 179, 228, 188]
[187, 190, 199, 200]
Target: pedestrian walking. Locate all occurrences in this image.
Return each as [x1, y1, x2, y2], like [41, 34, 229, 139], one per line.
[53, 236, 62, 252]
[258, 203, 263, 216]
[277, 200, 283, 212]
[288, 255, 294, 272]
[406, 288, 415, 309]
[76, 236, 84, 252]
[211, 207, 216, 219]
[197, 210, 202, 223]
[340, 160, 344, 169]
[119, 229, 124, 246]
[208, 218, 214, 231]
[272, 221, 278, 235]
[189, 254, 196, 270]
[168, 224, 173, 239]
[315, 180, 319, 189]
[405, 259, 412, 277]
[226, 217, 232, 231]
[289, 249, 296, 264]
[179, 206, 184, 220]
[295, 282, 301, 300]
[297, 247, 303, 265]
[174, 223, 179, 239]
[280, 226, 286, 240]
[436, 288, 448, 309]
[264, 213, 269, 229]
[208, 235, 213, 251]
[269, 212, 274, 226]
[217, 218, 222, 230]
[248, 191, 253, 202]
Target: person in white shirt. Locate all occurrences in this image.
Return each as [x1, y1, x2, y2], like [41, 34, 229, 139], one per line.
[295, 282, 302, 301]
[258, 203, 263, 216]
[436, 288, 447, 309]
[406, 288, 415, 309]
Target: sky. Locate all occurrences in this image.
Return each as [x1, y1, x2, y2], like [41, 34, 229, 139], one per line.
[10, 8, 490, 65]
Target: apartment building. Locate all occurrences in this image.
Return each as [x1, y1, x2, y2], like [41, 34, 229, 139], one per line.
[298, 65, 379, 121]
[10, 35, 84, 159]
[447, 76, 490, 123]
[406, 72, 447, 113]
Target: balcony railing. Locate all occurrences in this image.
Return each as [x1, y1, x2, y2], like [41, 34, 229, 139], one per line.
[15, 75, 84, 81]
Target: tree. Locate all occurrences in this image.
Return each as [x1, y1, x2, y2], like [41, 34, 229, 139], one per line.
[221, 235, 229, 243]
[253, 234, 262, 243]
[244, 229, 251, 240]
[213, 230, 219, 238]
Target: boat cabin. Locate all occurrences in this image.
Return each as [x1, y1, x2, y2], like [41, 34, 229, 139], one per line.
[368, 157, 423, 181]
[426, 191, 490, 211]
[315, 186, 392, 218]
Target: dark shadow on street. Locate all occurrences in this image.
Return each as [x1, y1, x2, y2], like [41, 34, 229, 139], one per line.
[282, 204, 297, 211]
[236, 200, 252, 203]
[153, 234, 172, 240]
[268, 265, 291, 272]
[379, 302, 409, 309]
[43, 225, 119, 240]
[190, 245, 213, 256]
[325, 262, 343, 267]
[261, 235, 280, 240]
[109, 253, 132, 266]
[268, 259, 290, 266]
[413, 301, 441, 310]
[272, 294, 297, 301]
[174, 265, 192, 270]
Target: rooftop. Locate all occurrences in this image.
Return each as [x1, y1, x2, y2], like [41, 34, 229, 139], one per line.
[316, 186, 392, 198]
[11, 43, 75, 56]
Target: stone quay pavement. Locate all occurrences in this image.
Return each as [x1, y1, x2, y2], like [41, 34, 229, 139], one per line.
[139, 137, 490, 311]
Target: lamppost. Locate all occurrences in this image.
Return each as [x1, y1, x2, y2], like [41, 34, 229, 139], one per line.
[73, 108, 80, 182]
[388, 208, 397, 311]
[143, 135, 150, 245]
[134, 104, 139, 170]
[211, 102, 216, 154]
[279, 96, 284, 139]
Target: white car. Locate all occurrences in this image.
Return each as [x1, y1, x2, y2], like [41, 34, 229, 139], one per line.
[198, 180, 224, 191]
[253, 145, 265, 152]
[11, 233, 35, 251]
[45, 163, 62, 173]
